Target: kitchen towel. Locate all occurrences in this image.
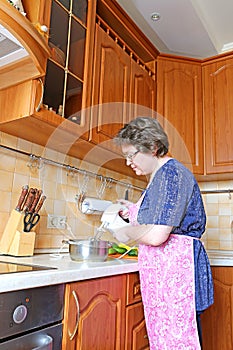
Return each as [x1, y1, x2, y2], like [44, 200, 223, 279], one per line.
[80, 197, 112, 215]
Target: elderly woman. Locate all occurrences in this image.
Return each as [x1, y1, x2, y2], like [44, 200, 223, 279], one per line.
[113, 117, 213, 350]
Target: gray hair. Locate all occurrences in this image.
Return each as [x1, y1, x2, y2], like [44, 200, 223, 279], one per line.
[114, 117, 169, 157]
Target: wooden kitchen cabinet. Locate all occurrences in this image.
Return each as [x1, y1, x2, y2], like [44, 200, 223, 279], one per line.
[125, 273, 149, 350]
[62, 274, 127, 350]
[0, 0, 158, 178]
[201, 266, 233, 350]
[62, 272, 149, 350]
[0, 0, 96, 150]
[90, 23, 131, 146]
[202, 56, 233, 174]
[157, 55, 204, 174]
[22, 0, 51, 28]
[130, 59, 156, 120]
[90, 23, 156, 147]
[23, 0, 91, 121]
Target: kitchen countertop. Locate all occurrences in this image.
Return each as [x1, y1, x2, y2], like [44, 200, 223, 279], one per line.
[206, 249, 233, 266]
[0, 253, 138, 293]
[0, 249, 232, 293]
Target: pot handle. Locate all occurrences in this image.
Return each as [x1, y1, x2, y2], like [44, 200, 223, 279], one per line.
[69, 290, 80, 340]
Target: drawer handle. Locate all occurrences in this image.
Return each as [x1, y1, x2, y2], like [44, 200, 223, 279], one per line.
[133, 284, 140, 296]
[69, 290, 80, 341]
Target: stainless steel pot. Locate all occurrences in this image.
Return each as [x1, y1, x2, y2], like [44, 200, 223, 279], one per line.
[66, 239, 110, 262]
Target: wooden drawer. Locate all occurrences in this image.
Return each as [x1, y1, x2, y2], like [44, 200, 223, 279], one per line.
[126, 272, 142, 305]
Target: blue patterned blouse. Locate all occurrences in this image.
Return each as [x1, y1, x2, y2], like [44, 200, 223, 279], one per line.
[137, 159, 214, 311]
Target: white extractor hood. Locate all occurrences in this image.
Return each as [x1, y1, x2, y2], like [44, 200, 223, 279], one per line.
[0, 23, 29, 67]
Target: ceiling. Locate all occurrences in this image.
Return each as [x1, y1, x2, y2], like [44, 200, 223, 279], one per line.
[116, 0, 233, 59]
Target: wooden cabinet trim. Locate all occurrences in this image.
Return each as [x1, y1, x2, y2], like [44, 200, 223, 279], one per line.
[97, 0, 159, 62]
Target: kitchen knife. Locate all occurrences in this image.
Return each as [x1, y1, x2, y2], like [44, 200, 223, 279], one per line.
[34, 195, 46, 213]
[29, 189, 42, 213]
[15, 185, 29, 212]
[23, 188, 36, 212]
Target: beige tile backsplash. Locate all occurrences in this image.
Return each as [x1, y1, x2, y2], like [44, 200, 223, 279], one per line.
[200, 181, 233, 250]
[0, 132, 145, 252]
[0, 131, 232, 252]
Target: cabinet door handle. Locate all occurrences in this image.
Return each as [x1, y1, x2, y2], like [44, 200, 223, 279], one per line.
[35, 78, 44, 112]
[133, 284, 140, 296]
[69, 290, 80, 341]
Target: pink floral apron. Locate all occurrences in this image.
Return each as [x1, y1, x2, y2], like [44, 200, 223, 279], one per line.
[128, 195, 201, 350]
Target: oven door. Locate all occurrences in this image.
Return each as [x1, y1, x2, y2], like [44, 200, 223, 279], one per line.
[0, 323, 62, 350]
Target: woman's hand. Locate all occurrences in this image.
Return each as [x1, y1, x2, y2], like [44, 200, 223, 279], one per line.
[117, 199, 133, 220]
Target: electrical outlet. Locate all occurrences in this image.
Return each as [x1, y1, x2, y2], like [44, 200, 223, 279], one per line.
[47, 215, 67, 229]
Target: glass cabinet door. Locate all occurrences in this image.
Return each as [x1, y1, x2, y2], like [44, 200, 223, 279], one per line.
[43, 0, 87, 122]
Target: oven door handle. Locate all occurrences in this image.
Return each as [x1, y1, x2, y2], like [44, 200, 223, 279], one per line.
[69, 290, 80, 341]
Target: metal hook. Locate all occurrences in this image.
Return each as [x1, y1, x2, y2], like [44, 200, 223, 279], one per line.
[66, 165, 78, 178]
[96, 176, 113, 198]
[27, 154, 43, 170]
[97, 176, 107, 198]
[77, 171, 89, 199]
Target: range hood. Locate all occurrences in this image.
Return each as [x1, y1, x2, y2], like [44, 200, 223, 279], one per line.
[0, 0, 50, 90]
[0, 23, 29, 67]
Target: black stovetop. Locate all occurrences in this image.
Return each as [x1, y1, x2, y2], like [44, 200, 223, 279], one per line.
[0, 261, 56, 274]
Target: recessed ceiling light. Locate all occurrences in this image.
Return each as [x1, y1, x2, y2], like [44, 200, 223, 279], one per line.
[151, 12, 161, 21]
[221, 42, 233, 52]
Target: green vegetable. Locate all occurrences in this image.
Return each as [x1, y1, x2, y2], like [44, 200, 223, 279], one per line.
[108, 247, 117, 255]
[111, 243, 118, 248]
[114, 246, 127, 254]
[128, 249, 138, 256]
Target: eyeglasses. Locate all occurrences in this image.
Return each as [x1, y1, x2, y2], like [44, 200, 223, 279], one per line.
[122, 150, 140, 161]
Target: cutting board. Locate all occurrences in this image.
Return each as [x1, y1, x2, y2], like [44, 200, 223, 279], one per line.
[108, 253, 138, 260]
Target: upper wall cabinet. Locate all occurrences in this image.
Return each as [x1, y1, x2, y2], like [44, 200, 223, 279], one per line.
[157, 56, 204, 174]
[0, 0, 156, 179]
[202, 56, 233, 174]
[90, 23, 131, 146]
[0, 0, 50, 90]
[43, 0, 87, 121]
[0, 0, 97, 156]
[90, 22, 156, 147]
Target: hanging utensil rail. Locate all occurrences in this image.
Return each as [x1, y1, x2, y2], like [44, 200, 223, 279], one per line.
[1, 143, 232, 196]
[0, 144, 145, 192]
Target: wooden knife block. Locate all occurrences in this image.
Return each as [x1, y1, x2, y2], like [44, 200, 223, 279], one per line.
[0, 210, 36, 256]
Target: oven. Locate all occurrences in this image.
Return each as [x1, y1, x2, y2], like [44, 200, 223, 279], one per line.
[0, 262, 64, 350]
